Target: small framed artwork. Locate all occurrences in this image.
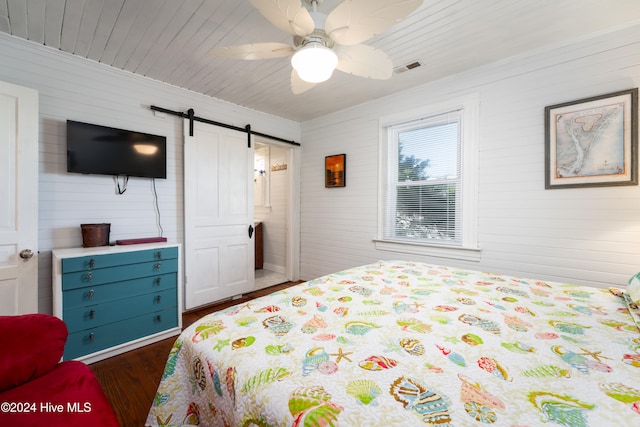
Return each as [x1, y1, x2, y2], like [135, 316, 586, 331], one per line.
[545, 88, 638, 189]
[325, 154, 346, 188]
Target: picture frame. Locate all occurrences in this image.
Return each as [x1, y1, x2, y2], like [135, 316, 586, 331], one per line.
[545, 88, 638, 189]
[325, 154, 346, 188]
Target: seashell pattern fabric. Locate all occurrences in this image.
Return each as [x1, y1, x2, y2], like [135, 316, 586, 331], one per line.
[147, 260, 640, 426]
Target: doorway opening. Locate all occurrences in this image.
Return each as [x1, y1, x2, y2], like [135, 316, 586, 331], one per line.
[253, 139, 298, 289]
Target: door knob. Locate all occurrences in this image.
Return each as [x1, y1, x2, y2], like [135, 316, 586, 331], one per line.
[19, 249, 34, 259]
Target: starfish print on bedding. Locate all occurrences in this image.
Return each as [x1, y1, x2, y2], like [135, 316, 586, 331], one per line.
[213, 339, 231, 352]
[237, 302, 255, 311]
[331, 347, 353, 363]
[382, 339, 403, 354]
[579, 347, 612, 363]
[444, 335, 461, 344]
[412, 301, 426, 309]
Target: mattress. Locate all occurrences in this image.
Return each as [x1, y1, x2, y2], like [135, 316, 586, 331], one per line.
[147, 260, 640, 426]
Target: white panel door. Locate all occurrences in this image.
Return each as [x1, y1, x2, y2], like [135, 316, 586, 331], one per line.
[0, 81, 38, 315]
[184, 119, 254, 310]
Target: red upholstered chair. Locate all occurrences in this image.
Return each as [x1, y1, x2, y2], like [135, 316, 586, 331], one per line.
[0, 314, 119, 426]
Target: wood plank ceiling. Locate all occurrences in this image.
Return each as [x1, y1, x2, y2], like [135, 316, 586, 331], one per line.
[1, 0, 639, 122]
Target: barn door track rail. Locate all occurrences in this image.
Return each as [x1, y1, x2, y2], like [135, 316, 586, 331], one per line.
[150, 105, 300, 148]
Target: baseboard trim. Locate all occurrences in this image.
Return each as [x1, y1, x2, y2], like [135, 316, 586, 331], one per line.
[263, 263, 285, 274]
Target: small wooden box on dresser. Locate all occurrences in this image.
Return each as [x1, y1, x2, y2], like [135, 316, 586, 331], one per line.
[52, 243, 182, 363]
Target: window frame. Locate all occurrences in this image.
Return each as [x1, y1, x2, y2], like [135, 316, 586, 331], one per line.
[375, 94, 481, 262]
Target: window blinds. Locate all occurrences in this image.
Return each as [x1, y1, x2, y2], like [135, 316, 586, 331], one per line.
[384, 109, 463, 245]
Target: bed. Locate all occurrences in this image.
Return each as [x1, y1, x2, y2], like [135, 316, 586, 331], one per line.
[147, 260, 640, 426]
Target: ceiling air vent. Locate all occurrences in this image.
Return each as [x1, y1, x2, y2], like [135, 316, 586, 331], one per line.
[393, 59, 423, 75]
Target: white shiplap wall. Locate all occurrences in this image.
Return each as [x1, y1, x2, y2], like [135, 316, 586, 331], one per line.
[0, 33, 300, 314]
[299, 23, 640, 289]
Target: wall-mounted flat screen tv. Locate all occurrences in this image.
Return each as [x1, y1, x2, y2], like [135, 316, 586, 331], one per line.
[67, 120, 167, 179]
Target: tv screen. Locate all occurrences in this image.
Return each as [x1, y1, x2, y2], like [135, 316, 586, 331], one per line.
[67, 120, 167, 179]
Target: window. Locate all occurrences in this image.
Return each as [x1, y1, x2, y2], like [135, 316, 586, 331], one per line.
[377, 95, 479, 261]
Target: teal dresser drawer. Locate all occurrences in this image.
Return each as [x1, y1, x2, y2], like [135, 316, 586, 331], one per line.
[62, 258, 178, 290]
[61, 246, 178, 273]
[62, 272, 177, 310]
[53, 244, 181, 362]
[64, 308, 178, 360]
[63, 288, 177, 333]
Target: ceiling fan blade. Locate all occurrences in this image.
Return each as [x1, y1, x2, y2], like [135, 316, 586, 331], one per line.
[335, 44, 393, 80]
[291, 69, 317, 94]
[325, 0, 423, 45]
[250, 0, 314, 36]
[211, 42, 294, 60]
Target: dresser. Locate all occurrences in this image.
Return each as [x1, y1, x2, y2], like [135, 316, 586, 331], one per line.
[52, 243, 182, 363]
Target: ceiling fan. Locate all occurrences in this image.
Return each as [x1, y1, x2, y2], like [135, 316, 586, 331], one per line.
[211, 0, 423, 94]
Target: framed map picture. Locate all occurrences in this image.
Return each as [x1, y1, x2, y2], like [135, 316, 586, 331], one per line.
[545, 88, 637, 189]
[325, 154, 346, 187]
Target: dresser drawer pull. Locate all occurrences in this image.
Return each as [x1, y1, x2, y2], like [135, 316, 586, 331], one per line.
[154, 277, 162, 286]
[89, 310, 95, 320]
[88, 258, 95, 269]
[87, 289, 95, 300]
[85, 272, 93, 282]
[88, 333, 95, 343]
[155, 314, 162, 322]
[155, 295, 162, 303]
[155, 251, 162, 260]
[155, 262, 162, 271]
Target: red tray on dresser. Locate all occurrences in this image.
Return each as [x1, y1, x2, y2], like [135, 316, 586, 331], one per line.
[115, 237, 167, 245]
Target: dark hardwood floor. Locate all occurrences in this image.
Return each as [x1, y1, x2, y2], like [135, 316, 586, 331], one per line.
[89, 281, 301, 427]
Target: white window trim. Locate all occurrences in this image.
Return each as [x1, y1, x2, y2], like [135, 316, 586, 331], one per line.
[376, 93, 481, 262]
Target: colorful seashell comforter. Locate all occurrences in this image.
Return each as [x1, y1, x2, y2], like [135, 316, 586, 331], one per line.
[147, 261, 640, 426]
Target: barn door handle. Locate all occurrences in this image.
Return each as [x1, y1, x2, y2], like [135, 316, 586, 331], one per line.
[248, 225, 254, 239]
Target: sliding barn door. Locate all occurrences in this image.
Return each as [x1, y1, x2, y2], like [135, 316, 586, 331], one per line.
[184, 120, 254, 310]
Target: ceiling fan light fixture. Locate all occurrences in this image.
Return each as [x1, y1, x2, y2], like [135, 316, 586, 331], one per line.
[291, 42, 338, 83]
